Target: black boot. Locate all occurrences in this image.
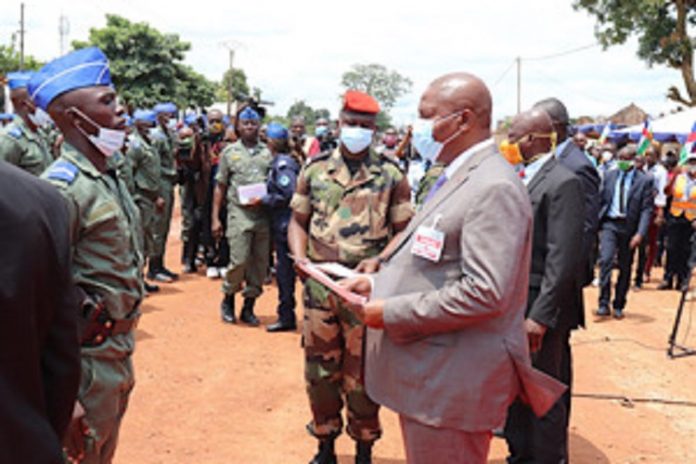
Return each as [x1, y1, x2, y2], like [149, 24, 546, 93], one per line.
[355, 441, 373, 464]
[182, 241, 197, 274]
[221, 295, 236, 324]
[309, 438, 337, 464]
[147, 256, 173, 283]
[239, 298, 260, 326]
[181, 240, 189, 265]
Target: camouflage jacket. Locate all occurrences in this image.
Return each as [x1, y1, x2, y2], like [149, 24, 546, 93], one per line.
[415, 162, 446, 208]
[42, 143, 144, 357]
[0, 116, 52, 176]
[291, 148, 414, 266]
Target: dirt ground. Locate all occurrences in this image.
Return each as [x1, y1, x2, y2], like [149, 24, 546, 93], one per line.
[115, 216, 696, 464]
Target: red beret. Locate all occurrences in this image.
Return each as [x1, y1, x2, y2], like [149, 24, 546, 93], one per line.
[342, 90, 380, 114]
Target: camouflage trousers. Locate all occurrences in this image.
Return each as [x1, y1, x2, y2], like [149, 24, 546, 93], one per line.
[303, 277, 381, 443]
[77, 354, 135, 464]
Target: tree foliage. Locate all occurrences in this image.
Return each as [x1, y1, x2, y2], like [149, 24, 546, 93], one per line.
[286, 100, 332, 125]
[73, 14, 216, 109]
[340, 63, 412, 111]
[216, 68, 250, 102]
[0, 45, 43, 110]
[573, 0, 696, 105]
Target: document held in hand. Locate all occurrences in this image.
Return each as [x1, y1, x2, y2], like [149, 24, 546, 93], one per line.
[294, 259, 367, 306]
[238, 182, 267, 205]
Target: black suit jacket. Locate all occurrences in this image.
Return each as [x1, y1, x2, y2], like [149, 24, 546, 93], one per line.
[0, 161, 80, 464]
[599, 168, 655, 238]
[557, 140, 600, 286]
[527, 157, 586, 331]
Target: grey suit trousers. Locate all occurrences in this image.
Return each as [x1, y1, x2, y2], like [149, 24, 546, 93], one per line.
[399, 414, 491, 464]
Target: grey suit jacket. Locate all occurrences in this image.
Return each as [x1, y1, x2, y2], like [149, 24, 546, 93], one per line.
[365, 142, 566, 432]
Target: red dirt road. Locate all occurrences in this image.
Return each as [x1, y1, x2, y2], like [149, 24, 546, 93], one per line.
[115, 225, 696, 463]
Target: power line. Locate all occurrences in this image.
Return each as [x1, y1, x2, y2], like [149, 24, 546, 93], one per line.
[493, 59, 516, 86]
[522, 43, 599, 62]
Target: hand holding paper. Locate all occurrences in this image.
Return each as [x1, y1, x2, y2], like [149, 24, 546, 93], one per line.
[238, 182, 267, 205]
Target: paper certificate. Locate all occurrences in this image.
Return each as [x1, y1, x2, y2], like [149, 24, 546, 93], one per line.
[238, 183, 267, 204]
[313, 262, 358, 280]
[294, 259, 367, 306]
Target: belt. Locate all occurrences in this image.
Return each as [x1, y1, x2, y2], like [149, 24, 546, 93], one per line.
[81, 298, 141, 347]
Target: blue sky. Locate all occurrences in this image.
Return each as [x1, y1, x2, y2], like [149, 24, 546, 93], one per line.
[1, 0, 688, 124]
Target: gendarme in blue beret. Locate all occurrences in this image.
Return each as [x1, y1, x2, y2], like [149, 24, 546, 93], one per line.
[28, 47, 112, 111]
[7, 71, 34, 90]
[133, 109, 157, 124]
[266, 122, 288, 140]
[238, 106, 260, 121]
[153, 102, 177, 115]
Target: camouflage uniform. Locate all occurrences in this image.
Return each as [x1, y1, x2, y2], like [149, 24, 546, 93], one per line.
[216, 140, 273, 298]
[42, 143, 144, 464]
[0, 115, 52, 176]
[127, 131, 161, 260]
[151, 125, 178, 259]
[414, 162, 446, 207]
[290, 148, 414, 443]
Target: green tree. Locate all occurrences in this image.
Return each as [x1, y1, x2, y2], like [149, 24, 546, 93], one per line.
[73, 14, 216, 109]
[1, 44, 43, 110]
[314, 108, 331, 121]
[216, 68, 250, 102]
[340, 63, 412, 111]
[573, 0, 696, 105]
[287, 99, 316, 123]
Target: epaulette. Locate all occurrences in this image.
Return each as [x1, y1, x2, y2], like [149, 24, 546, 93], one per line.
[307, 151, 332, 165]
[45, 160, 79, 184]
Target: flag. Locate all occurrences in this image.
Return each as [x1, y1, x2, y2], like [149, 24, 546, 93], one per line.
[679, 121, 696, 165]
[636, 119, 653, 156]
[598, 123, 612, 145]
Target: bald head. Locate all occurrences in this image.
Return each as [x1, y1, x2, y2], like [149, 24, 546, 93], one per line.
[508, 109, 555, 162]
[417, 72, 492, 164]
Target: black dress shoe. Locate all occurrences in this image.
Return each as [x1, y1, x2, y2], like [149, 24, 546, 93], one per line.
[221, 295, 236, 324]
[266, 320, 297, 332]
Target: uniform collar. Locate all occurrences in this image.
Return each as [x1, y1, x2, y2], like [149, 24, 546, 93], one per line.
[12, 115, 40, 142]
[61, 142, 104, 178]
[327, 147, 381, 188]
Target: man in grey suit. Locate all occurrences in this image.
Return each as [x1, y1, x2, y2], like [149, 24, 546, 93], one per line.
[501, 110, 585, 463]
[341, 73, 565, 464]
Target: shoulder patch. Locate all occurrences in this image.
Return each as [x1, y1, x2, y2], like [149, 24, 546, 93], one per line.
[8, 126, 23, 139]
[279, 174, 291, 187]
[46, 160, 79, 184]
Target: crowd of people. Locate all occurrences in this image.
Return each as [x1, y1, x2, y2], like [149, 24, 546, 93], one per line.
[2, 44, 696, 464]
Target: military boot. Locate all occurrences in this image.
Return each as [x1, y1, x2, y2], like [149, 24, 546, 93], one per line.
[309, 438, 337, 464]
[355, 441, 373, 464]
[221, 294, 236, 324]
[182, 241, 197, 274]
[239, 298, 260, 326]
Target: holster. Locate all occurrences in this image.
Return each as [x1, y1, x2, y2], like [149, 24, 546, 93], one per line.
[80, 294, 140, 347]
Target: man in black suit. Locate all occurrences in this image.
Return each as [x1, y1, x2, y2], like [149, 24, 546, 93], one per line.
[502, 109, 584, 464]
[534, 98, 600, 291]
[597, 145, 655, 318]
[0, 160, 80, 463]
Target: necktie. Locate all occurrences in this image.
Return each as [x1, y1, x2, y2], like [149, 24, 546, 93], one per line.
[618, 172, 626, 215]
[423, 173, 448, 204]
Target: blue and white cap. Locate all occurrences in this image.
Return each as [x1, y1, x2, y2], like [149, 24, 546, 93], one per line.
[133, 109, 157, 124]
[28, 47, 112, 111]
[7, 71, 34, 90]
[153, 102, 177, 115]
[238, 106, 260, 121]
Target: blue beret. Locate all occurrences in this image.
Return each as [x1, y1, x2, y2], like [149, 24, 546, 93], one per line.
[184, 114, 198, 126]
[238, 106, 260, 121]
[153, 102, 177, 115]
[266, 122, 288, 140]
[7, 71, 34, 90]
[28, 47, 112, 111]
[133, 109, 156, 124]
[0, 113, 14, 121]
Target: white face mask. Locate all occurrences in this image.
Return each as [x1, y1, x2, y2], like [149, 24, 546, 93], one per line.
[411, 112, 463, 163]
[340, 126, 374, 154]
[28, 107, 54, 128]
[71, 107, 126, 158]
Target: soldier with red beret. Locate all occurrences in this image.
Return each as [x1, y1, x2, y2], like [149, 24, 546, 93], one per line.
[288, 90, 414, 464]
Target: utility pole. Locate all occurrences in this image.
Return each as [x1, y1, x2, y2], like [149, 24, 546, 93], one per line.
[227, 48, 235, 117]
[516, 56, 521, 114]
[59, 14, 70, 55]
[19, 3, 25, 69]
